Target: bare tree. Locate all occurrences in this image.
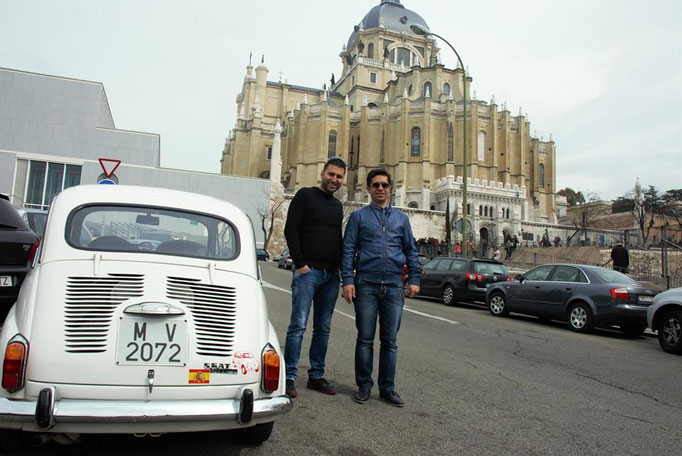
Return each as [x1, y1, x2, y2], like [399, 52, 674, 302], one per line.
[256, 197, 285, 252]
[631, 184, 663, 248]
[563, 190, 602, 246]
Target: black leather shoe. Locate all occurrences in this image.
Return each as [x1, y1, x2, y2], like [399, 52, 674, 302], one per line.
[285, 379, 297, 398]
[353, 389, 370, 404]
[379, 390, 404, 407]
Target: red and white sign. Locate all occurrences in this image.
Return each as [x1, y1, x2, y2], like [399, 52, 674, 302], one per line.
[98, 158, 121, 178]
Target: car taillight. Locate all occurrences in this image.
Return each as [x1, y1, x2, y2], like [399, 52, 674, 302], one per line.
[466, 273, 484, 281]
[27, 240, 40, 265]
[610, 287, 630, 300]
[2, 337, 28, 393]
[506, 277, 513, 281]
[261, 346, 280, 393]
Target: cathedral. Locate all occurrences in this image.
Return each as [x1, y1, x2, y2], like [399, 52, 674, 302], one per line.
[221, 0, 559, 245]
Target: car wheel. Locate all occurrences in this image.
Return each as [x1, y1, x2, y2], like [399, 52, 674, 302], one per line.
[657, 308, 682, 355]
[621, 324, 646, 337]
[239, 421, 274, 444]
[277, 263, 282, 269]
[442, 284, 455, 306]
[568, 302, 594, 333]
[488, 292, 509, 317]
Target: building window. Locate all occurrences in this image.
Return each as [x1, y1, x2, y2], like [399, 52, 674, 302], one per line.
[477, 131, 486, 162]
[408, 202, 419, 209]
[539, 163, 545, 187]
[267, 146, 272, 160]
[443, 83, 451, 96]
[328, 130, 337, 158]
[447, 122, 454, 162]
[408, 84, 413, 96]
[411, 127, 421, 157]
[351, 75, 355, 86]
[25, 160, 81, 209]
[370, 72, 377, 84]
[467, 204, 471, 215]
[367, 43, 374, 59]
[479, 205, 483, 216]
[423, 82, 432, 97]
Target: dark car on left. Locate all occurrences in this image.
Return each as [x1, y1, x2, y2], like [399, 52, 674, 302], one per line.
[417, 257, 512, 305]
[256, 248, 270, 261]
[486, 264, 658, 335]
[0, 195, 40, 316]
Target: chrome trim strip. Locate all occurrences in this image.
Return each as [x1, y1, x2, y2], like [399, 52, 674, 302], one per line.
[0, 395, 292, 425]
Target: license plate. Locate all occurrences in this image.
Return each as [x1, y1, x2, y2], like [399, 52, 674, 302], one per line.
[0, 276, 12, 287]
[638, 295, 654, 303]
[116, 317, 187, 366]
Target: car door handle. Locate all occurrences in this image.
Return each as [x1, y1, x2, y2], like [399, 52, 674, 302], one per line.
[565, 288, 572, 291]
[534, 286, 541, 289]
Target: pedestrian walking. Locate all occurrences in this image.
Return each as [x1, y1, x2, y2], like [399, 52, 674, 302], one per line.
[611, 241, 630, 274]
[341, 169, 420, 407]
[454, 241, 462, 256]
[282, 156, 347, 398]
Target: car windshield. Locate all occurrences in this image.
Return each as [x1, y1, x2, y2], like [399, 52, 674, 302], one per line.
[590, 268, 640, 285]
[67, 204, 239, 260]
[473, 262, 508, 275]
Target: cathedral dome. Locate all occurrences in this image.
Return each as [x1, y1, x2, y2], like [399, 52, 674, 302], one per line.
[346, 0, 430, 50]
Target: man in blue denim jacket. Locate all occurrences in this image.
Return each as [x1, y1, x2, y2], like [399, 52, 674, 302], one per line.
[341, 169, 420, 407]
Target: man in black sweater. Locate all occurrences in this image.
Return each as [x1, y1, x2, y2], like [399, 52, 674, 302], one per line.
[283, 157, 346, 398]
[611, 241, 630, 274]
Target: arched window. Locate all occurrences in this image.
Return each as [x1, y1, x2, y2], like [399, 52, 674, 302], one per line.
[423, 82, 432, 97]
[408, 202, 419, 209]
[367, 43, 374, 59]
[411, 127, 421, 157]
[328, 130, 337, 158]
[539, 163, 545, 187]
[266, 146, 272, 160]
[447, 122, 454, 162]
[408, 84, 413, 96]
[443, 83, 451, 96]
[477, 131, 486, 162]
[479, 205, 483, 216]
[484, 206, 488, 217]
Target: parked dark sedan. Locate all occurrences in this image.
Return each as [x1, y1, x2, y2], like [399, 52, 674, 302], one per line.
[486, 264, 658, 335]
[256, 248, 270, 261]
[0, 195, 40, 316]
[418, 257, 512, 305]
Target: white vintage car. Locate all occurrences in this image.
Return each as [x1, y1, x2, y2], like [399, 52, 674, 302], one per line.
[0, 185, 292, 448]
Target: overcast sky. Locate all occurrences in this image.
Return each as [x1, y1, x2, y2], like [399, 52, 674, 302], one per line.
[1, 0, 680, 199]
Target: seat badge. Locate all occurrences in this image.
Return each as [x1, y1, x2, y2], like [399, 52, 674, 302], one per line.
[147, 369, 155, 393]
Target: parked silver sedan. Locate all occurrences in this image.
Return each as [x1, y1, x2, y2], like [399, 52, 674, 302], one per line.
[647, 287, 682, 355]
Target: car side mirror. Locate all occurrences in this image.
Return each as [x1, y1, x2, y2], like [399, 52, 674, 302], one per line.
[515, 274, 524, 283]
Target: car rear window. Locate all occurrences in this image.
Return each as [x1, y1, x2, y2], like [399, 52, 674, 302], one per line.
[0, 200, 30, 230]
[66, 204, 240, 260]
[473, 262, 508, 274]
[590, 268, 640, 285]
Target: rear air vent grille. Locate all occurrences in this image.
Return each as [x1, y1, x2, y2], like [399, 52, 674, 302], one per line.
[166, 276, 237, 357]
[64, 274, 144, 353]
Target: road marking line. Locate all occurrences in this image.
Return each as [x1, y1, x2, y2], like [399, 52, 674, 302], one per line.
[261, 281, 291, 294]
[334, 309, 356, 320]
[403, 306, 460, 325]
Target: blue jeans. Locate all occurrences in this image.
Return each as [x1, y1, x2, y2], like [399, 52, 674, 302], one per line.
[354, 279, 404, 393]
[284, 268, 339, 380]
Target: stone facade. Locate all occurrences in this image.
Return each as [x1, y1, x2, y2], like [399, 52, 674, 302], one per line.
[222, 0, 560, 247]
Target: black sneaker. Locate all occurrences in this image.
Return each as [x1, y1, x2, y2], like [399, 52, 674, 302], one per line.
[285, 379, 297, 398]
[306, 377, 337, 395]
[379, 390, 405, 407]
[353, 388, 370, 404]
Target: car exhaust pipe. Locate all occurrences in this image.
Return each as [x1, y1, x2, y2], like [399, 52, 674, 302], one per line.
[30, 433, 54, 447]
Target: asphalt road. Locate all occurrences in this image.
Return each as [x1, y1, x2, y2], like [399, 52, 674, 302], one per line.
[15, 261, 682, 456]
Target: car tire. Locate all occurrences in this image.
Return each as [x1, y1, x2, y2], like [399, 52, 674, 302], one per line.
[488, 292, 509, 317]
[657, 308, 682, 355]
[568, 302, 594, 333]
[621, 324, 646, 337]
[239, 421, 274, 444]
[442, 284, 455, 306]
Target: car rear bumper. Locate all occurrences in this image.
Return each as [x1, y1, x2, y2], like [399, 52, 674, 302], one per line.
[596, 303, 649, 327]
[0, 386, 293, 434]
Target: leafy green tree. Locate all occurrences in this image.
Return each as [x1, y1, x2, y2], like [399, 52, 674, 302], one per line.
[557, 187, 585, 206]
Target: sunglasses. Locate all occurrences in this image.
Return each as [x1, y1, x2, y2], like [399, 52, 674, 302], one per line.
[370, 182, 391, 189]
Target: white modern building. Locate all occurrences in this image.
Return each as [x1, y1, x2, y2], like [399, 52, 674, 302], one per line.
[0, 67, 269, 245]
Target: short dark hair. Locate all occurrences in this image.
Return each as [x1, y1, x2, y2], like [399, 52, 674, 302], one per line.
[323, 156, 347, 172]
[366, 169, 392, 187]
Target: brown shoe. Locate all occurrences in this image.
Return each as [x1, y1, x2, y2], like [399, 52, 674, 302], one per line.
[306, 377, 337, 395]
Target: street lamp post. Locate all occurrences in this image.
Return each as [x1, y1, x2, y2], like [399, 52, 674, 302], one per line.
[410, 23, 469, 256]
